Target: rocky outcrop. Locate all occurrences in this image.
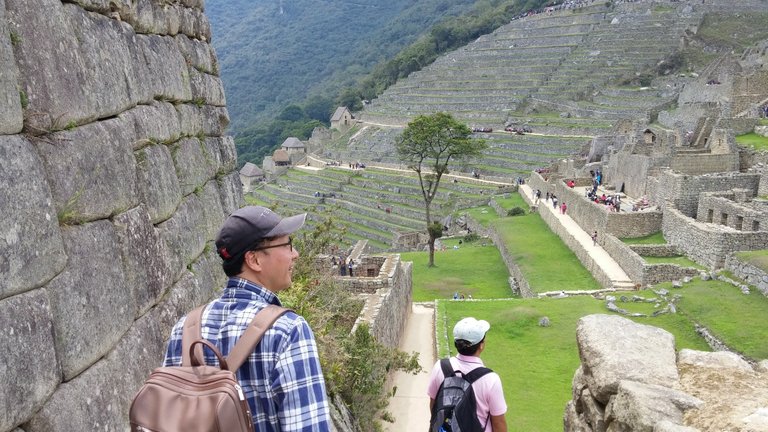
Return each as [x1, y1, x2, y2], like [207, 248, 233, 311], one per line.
[0, 2, 239, 431]
[566, 315, 768, 432]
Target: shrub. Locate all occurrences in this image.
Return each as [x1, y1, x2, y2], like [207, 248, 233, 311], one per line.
[507, 207, 526, 216]
[464, 232, 480, 242]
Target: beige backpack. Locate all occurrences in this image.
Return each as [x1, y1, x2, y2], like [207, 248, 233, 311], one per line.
[129, 304, 288, 432]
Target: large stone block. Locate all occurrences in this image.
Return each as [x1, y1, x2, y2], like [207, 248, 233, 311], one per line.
[190, 245, 226, 302]
[113, 206, 175, 317]
[0, 290, 60, 432]
[197, 181, 226, 241]
[120, 102, 182, 150]
[135, 34, 191, 102]
[605, 380, 702, 432]
[33, 119, 138, 223]
[215, 136, 238, 173]
[156, 269, 208, 332]
[175, 33, 218, 74]
[135, 144, 182, 224]
[0, 0, 23, 134]
[217, 171, 244, 216]
[25, 309, 169, 432]
[172, 137, 216, 196]
[47, 221, 136, 380]
[576, 315, 679, 404]
[157, 193, 208, 278]
[0, 136, 66, 299]
[189, 67, 226, 106]
[7, 1, 147, 131]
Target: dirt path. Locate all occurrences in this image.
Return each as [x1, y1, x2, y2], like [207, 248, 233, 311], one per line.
[384, 303, 436, 431]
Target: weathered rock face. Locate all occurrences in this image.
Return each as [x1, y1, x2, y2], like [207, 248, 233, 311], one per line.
[0, 2, 240, 431]
[566, 315, 768, 432]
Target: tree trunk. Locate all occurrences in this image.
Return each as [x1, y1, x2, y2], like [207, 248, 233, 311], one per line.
[426, 204, 435, 267]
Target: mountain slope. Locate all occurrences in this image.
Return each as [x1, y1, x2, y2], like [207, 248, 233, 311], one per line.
[205, 0, 478, 131]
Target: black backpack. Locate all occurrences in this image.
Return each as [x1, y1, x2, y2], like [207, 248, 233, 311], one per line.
[430, 358, 493, 432]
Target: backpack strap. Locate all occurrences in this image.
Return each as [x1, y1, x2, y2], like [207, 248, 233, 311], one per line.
[225, 304, 290, 372]
[181, 305, 207, 367]
[464, 366, 493, 384]
[440, 358, 455, 378]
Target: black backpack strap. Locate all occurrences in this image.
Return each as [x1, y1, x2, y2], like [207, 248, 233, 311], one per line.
[464, 366, 493, 384]
[440, 358, 455, 378]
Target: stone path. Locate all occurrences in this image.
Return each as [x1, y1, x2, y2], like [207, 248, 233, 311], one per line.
[519, 184, 634, 290]
[384, 303, 435, 432]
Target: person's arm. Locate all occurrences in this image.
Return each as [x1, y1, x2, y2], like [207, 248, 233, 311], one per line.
[429, 398, 435, 411]
[490, 414, 507, 432]
[273, 316, 331, 431]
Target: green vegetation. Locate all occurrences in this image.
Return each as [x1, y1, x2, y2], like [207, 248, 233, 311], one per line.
[735, 132, 768, 152]
[493, 205, 601, 293]
[621, 232, 666, 244]
[696, 12, 768, 51]
[734, 249, 768, 273]
[397, 112, 488, 266]
[642, 255, 705, 269]
[401, 237, 512, 301]
[436, 297, 709, 431]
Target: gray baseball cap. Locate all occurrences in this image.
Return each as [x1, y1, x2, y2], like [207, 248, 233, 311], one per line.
[215, 206, 306, 261]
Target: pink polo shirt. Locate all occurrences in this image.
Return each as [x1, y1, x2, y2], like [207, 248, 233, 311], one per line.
[427, 354, 507, 432]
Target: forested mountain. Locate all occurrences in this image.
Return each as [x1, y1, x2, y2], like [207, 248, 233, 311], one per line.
[206, 0, 479, 132]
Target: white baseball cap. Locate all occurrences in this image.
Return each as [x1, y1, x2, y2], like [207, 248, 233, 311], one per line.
[453, 317, 490, 345]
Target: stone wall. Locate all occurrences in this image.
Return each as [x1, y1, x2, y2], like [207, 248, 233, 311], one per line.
[565, 314, 768, 432]
[602, 236, 699, 285]
[697, 193, 765, 231]
[656, 171, 762, 217]
[0, 2, 241, 431]
[725, 254, 768, 297]
[348, 255, 412, 348]
[528, 171, 663, 239]
[662, 207, 768, 269]
[670, 152, 740, 175]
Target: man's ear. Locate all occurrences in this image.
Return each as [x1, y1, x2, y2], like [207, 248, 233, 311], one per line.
[243, 251, 263, 272]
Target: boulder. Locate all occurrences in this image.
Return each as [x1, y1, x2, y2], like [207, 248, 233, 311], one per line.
[566, 400, 595, 432]
[0, 136, 66, 298]
[605, 380, 702, 432]
[577, 315, 679, 403]
[653, 420, 700, 431]
[677, 349, 753, 372]
[755, 126, 768, 138]
[46, 220, 136, 379]
[0, 290, 60, 431]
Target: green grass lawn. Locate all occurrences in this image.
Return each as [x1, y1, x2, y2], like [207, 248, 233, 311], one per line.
[621, 232, 666, 244]
[734, 249, 768, 273]
[462, 205, 499, 227]
[493, 211, 601, 293]
[436, 297, 709, 432]
[735, 132, 768, 152]
[643, 255, 705, 269]
[401, 238, 512, 302]
[666, 278, 768, 360]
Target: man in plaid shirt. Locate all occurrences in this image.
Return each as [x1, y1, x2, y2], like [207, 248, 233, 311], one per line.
[163, 206, 331, 431]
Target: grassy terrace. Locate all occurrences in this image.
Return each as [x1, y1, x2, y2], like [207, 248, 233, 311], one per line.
[735, 132, 768, 152]
[402, 191, 768, 431]
[734, 249, 768, 273]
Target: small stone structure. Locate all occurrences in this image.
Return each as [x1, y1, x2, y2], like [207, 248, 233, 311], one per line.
[343, 254, 413, 348]
[565, 314, 768, 432]
[331, 106, 354, 133]
[726, 253, 768, 297]
[239, 161, 265, 192]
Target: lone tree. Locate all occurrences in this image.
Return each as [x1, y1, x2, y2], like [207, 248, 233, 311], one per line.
[396, 112, 487, 266]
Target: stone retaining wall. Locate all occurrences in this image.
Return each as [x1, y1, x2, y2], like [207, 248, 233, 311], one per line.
[0, 2, 241, 431]
[347, 255, 412, 348]
[725, 254, 768, 297]
[656, 171, 762, 218]
[519, 188, 614, 289]
[601, 235, 697, 286]
[528, 171, 663, 239]
[663, 207, 768, 269]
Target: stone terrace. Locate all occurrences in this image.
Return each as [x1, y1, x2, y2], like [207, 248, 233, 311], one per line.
[248, 166, 504, 251]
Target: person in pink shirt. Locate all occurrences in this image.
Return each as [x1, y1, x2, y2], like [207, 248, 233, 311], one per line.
[427, 317, 508, 432]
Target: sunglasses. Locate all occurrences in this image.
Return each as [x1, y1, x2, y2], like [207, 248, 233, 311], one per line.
[251, 236, 293, 252]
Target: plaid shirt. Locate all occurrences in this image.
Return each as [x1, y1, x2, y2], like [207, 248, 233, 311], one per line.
[163, 277, 331, 431]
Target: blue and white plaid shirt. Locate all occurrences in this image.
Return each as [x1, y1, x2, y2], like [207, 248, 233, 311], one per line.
[163, 277, 331, 431]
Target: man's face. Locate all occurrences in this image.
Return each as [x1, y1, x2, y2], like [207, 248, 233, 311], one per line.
[252, 235, 299, 292]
